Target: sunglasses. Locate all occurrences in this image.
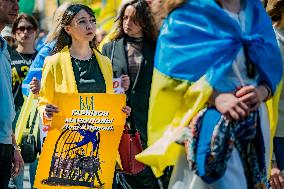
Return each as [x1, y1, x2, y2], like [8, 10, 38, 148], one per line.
[16, 26, 35, 33]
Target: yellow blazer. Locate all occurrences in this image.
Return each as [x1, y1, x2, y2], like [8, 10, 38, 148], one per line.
[38, 46, 114, 119]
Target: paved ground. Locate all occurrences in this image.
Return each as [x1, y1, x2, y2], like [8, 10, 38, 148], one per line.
[23, 164, 31, 189]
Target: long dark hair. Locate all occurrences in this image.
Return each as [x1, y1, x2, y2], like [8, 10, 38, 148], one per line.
[53, 4, 97, 54]
[113, 0, 157, 43]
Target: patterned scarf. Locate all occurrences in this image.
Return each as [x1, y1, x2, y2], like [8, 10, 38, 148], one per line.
[181, 107, 267, 188]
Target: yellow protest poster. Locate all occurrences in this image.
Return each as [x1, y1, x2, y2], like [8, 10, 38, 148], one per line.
[35, 93, 126, 189]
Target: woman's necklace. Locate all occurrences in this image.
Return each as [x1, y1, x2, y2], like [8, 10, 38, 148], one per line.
[69, 46, 93, 61]
[72, 55, 94, 73]
[17, 51, 36, 66]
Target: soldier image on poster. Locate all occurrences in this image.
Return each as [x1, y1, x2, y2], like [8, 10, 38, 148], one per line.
[42, 123, 104, 188]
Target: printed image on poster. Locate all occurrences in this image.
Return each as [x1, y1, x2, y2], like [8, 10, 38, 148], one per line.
[35, 93, 126, 189]
[113, 77, 124, 94]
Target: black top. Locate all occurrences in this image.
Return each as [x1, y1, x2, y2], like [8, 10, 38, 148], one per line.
[102, 37, 156, 148]
[9, 48, 37, 107]
[71, 55, 106, 93]
[124, 36, 144, 84]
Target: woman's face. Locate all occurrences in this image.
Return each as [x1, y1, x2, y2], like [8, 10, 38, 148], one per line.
[14, 19, 36, 45]
[65, 9, 96, 43]
[123, 5, 143, 38]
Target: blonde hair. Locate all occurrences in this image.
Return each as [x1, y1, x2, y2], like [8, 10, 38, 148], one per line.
[266, 0, 284, 23]
[45, 2, 71, 44]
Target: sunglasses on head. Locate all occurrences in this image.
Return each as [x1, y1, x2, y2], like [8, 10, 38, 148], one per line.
[16, 26, 35, 33]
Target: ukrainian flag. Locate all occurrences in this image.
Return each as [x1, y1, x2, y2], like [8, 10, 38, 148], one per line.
[136, 0, 283, 177]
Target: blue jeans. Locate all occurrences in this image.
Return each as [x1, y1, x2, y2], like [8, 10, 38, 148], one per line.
[14, 160, 38, 189]
[273, 137, 284, 170]
[14, 169, 24, 189]
[29, 159, 38, 188]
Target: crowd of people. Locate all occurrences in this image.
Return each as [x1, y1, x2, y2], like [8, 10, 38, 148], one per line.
[0, 0, 284, 189]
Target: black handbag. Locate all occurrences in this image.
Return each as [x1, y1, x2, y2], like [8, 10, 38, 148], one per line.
[19, 109, 38, 163]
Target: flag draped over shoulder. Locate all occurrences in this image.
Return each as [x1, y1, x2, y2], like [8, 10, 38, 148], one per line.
[136, 0, 283, 177]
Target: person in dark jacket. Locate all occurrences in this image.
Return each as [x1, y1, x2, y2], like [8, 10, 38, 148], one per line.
[102, 0, 159, 188]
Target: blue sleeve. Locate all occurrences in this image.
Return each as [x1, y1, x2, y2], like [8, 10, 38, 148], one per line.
[22, 42, 53, 96]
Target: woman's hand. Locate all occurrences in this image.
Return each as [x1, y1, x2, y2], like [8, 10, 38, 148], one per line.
[30, 77, 41, 95]
[270, 164, 284, 189]
[44, 104, 59, 119]
[236, 85, 269, 111]
[122, 106, 131, 118]
[121, 74, 130, 91]
[214, 92, 249, 121]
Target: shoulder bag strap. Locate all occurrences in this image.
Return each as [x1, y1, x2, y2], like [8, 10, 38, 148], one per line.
[29, 109, 38, 135]
[110, 41, 116, 64]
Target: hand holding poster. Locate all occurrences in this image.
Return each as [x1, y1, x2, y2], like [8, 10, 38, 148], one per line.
[35, 93, 126, 189]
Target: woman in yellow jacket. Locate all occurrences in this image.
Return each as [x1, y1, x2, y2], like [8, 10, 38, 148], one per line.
[38, 4, 130, 119]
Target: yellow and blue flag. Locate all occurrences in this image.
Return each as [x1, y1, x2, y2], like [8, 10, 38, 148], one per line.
[136, 0, 283, 177]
